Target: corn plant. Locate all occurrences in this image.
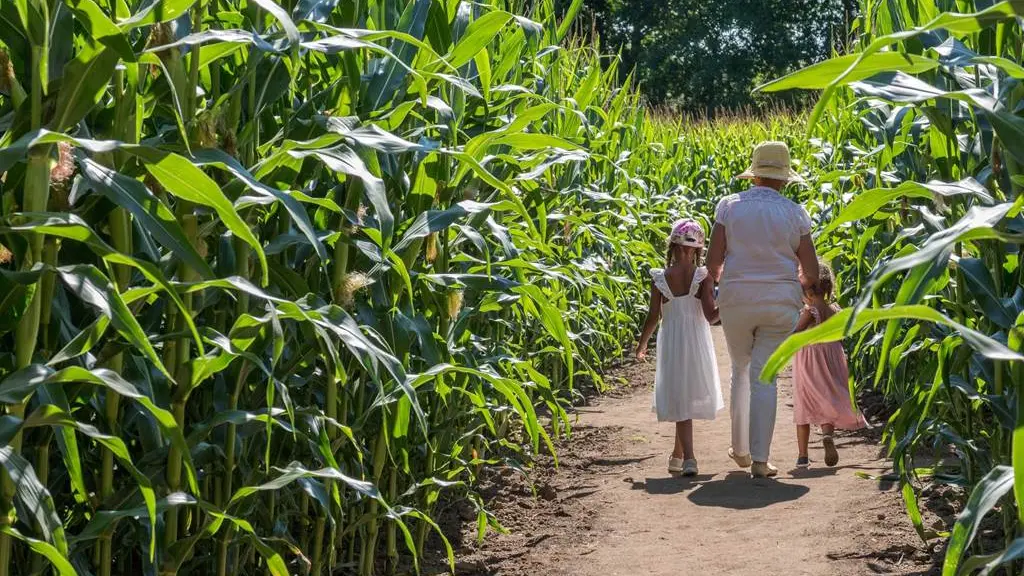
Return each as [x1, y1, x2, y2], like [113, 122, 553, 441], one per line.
[760, 1, 1024, 574]
[0, 0, 799, 573]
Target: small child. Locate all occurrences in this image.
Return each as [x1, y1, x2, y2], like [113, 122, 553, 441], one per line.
[792, 262, 867, 468]
[635, 219, 724, 476]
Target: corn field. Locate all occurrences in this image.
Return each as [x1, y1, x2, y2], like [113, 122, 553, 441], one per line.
[0, 0, 803, 573]
[761, 1, 1024, 575]
[3, 0, 1024, 573]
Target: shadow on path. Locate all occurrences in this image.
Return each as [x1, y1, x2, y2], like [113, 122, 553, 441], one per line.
[686, 471, 810, 509]
[643, 474, 716, 495]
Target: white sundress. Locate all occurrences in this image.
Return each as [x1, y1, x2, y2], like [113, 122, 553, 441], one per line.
[650, 266, 724, 422]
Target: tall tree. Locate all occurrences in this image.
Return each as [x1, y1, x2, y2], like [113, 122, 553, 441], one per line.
[572, 0, 852, 113]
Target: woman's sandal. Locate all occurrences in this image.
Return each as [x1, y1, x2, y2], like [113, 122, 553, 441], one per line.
[822, 435, 839, 467]
[728, 448, 752, 468]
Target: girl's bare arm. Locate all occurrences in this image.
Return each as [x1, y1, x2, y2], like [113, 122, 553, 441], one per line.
[636, 283, 663, 359]
[792, 308, 814, 333]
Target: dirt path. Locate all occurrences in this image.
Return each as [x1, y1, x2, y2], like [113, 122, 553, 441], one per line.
[432, 327, 942, 576]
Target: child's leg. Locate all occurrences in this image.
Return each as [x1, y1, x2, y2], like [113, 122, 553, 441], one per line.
[677, 420, 694, 460]
[821, 423, 839, 466]
[796, 424, 810, 458]
[671, 423, 683, 459]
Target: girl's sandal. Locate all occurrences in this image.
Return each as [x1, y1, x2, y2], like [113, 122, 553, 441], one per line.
[682, 459, 698, 477]
[822, 435, 839, 467]
[668, 457, 684, 475]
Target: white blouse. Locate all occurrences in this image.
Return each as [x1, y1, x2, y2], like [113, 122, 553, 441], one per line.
[714, 186, 811, 303]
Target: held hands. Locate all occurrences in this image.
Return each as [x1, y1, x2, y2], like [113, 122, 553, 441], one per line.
[635, 341, 649, 361]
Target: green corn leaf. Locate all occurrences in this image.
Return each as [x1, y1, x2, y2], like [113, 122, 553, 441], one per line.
[120, 0, 198, 28]
[228, 462, 380, 506]
[55, 264, 173, 380]
[48, 315, 110, 365]
[0, 527, 76, 576]
[762, 305, 1024, 382]
[514, 284, 575, 391]
[249, 0, 300, 45]
[364, 0, 430, 110]
[943, 465, 1015, 576]
[556, 0, 584, 43]
[24, 405, 160, 559]
[0, 212, 205, 355]
[127, 148, 268, 285]
[491, 132, 582, 151]
[49, 43, 118, 132]
[756, 52, 939, 92]
[959, 258, 1015, 329]
[852, 203, 1015, 316]
[447, 10, 511, 69]
[960, 537, 1024, 575]
[34, 384, 87, 505]
[190, 148, 328, 263]
[75, 493, 196, 543]
[986, 108, 1024, 165]
[78, 158, 215, 280]
[0, 447, 67, 555]
[973, 55, 1024, 78]
[0, 365, 199, 494]
[393, 200, 495, 252]
[63, 0, 135, 61]
[145, 28, 282, 54]
[799, 1, 1024, 131]
[291, 146, 393, 245]
[827, 178, 995, 234]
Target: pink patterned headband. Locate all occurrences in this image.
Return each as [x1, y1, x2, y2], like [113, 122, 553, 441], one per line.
[669, 219, 705, 248]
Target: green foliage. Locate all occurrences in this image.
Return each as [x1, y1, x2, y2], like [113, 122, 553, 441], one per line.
[0, 1, 810, 574]
[576, 0, 857, 112]
[759, 1, 1024, 573]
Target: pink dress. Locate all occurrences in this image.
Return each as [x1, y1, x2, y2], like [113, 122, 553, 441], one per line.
[793, 306, 868, 429]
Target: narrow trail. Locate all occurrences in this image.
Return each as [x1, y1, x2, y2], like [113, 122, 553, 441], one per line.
[437, 327, 941, 576]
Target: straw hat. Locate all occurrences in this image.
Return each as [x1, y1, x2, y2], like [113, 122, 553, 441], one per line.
[737, 141, 804, 183]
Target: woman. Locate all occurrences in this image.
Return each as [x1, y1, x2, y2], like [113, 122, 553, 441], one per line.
[706, 141, 819, 478]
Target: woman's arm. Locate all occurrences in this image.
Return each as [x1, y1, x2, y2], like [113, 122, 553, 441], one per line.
[707, 223, 726, 282]
[792, 308, 814, 333]
[699, 277, 718, 324]
[635, 283, 663, 360]
[796, 234, 819, 288]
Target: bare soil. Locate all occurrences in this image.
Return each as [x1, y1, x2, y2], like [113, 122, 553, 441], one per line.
[426, 327, 950, 576]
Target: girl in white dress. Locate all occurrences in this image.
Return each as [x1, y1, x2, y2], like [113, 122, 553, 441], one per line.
[635, 219, 724, 476]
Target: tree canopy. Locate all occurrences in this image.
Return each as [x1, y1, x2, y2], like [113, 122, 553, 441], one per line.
[576, 0, 856, 113]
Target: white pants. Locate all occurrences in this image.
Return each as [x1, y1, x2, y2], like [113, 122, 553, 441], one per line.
[719, 284, 802, 462]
